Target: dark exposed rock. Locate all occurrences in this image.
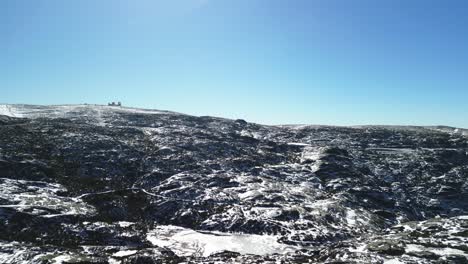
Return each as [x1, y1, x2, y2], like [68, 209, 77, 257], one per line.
[367, 240, 405, 256]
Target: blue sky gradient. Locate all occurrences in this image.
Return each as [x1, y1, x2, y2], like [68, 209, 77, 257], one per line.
[1, 0, 468, 127]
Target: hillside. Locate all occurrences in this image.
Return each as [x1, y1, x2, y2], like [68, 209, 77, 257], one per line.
[0, 104, 467, 263]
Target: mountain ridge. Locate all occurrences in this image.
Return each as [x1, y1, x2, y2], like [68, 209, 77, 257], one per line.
[1, 103, 467, 132]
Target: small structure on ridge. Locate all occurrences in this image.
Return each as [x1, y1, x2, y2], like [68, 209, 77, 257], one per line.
[108, 102, 122, 107]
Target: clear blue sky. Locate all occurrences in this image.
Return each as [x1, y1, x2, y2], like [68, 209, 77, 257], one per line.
[1, 0, 468, 127]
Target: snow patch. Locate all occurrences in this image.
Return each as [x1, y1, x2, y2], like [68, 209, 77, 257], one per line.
[117, 221, 135, 228]
[384, 259, 404, 264]
[112, 250, 138, 257]
[147, 225, 297, 257]
[0, 105, 20, 117]
[0, 178, 95, 218]
[406, 244, 468, 257]
[287, 142, 310, 147]
[346, 210, 357, 226]
[51, 255, 73, 264]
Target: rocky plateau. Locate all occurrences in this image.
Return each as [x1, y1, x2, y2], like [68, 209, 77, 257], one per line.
[0, 104, 467, 264]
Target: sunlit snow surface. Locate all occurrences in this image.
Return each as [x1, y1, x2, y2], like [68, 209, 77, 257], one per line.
[0, 242, 74, 264]
[0, 104, 173, 127]
[406, 244, 468, 257]
[147, 225, 298, 257]
[0, 178, 95, 217]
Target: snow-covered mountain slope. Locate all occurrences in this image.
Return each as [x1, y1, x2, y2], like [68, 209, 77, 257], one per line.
[0, 104, 467, 263]
[0, 104, 176, 124]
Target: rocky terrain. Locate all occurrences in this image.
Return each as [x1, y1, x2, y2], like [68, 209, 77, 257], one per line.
[0, 104, 467, 264]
